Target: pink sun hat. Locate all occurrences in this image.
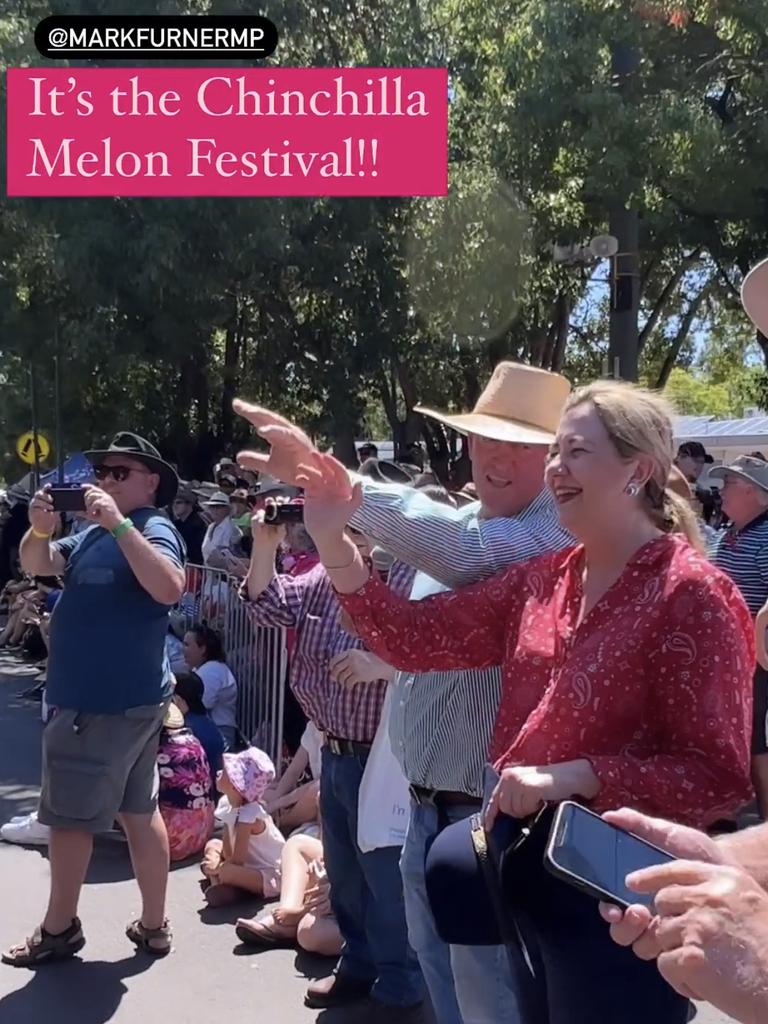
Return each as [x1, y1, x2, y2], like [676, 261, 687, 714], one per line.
[222, 746, 275, 804]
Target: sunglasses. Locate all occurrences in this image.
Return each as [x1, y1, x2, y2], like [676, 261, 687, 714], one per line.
[94, 464, 153, 483]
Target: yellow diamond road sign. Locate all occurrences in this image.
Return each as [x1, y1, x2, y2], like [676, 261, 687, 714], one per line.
[16, 431, 50, 465]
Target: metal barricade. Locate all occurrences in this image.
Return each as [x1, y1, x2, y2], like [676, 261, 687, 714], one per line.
[177, 564, 287, 772]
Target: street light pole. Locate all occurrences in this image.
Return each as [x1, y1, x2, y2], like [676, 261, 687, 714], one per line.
[29, 363, 41, 489]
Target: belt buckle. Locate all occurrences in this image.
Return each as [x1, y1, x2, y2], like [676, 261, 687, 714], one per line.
[328, 737, 342, 756]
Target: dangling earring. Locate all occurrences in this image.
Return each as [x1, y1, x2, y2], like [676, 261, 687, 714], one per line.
[626, 482, 640, 497]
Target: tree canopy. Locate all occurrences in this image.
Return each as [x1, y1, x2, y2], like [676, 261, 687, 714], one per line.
[2, 0, 767, 481]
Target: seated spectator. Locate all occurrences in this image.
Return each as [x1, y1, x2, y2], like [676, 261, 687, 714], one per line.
[263, 722, 322, 834]
[0, 566, 31, 612]
[182, 624, 238, 749]
[173, 671, 225, 781]
[0, 576, 60, 654]
[200, 746, 285, 907]
[157, 702, 216, 863]
[235, 832, 342, 956]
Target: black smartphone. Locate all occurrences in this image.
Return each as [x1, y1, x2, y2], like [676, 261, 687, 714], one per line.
[544, 801, 675, 908]
[48, 484, 87, 513]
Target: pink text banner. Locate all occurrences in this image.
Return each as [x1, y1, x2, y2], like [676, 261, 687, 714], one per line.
[6, 67, 448, 197]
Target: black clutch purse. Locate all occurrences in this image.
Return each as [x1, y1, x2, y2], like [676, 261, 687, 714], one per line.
[424, 765, 552, 945]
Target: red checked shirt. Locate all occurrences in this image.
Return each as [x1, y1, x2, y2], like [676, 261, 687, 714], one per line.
[242, 560, 415, 743]
[338, 535, 754, 828]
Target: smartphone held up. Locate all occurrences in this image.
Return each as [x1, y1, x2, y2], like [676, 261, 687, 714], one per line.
[544, 801, 675, 909]
[48, 483, 87, 513]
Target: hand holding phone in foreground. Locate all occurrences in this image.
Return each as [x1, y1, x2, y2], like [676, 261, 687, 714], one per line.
[598, 807, 730, 955]
[625, 858, 768, 1021]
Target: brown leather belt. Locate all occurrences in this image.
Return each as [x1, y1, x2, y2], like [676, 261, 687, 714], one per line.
[409, 784, 482, 808]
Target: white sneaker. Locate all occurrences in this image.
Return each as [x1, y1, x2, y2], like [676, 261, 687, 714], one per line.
[1, 812, 50, 846]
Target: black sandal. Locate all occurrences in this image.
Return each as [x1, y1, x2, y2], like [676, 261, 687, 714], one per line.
[2, 918, 85, 967]
[126, 918, 172, 957]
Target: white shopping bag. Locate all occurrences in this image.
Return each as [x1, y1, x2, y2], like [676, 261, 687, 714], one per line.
[357, 685, 411, 852]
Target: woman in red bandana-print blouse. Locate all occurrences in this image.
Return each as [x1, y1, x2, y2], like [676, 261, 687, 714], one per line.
[299, 384, 754, 832]
[297, 381, 754, 1024]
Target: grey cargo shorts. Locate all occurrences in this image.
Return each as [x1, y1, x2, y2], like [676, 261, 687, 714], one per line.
[38, 703, 168, 833]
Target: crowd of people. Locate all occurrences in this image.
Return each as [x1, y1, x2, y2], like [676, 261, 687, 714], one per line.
[2, 259, 768, 1024]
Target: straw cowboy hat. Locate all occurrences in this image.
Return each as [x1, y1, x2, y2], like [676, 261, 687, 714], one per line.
[414, 362, 571, 445]
[742, 258, 768, 338]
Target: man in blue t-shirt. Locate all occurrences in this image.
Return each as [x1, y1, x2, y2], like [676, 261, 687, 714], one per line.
[2, 433, 186, 968]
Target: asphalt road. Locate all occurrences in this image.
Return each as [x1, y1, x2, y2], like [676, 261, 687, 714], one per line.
[0, 655, 737, 1024]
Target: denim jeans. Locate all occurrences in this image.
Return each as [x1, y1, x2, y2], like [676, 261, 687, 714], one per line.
[400, 799, 522, 1024]
[320, 746, 422, 1007]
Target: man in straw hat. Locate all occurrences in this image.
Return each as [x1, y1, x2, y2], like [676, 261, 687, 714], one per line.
[595, 256, 768, 1024]
[3, 432, 186, 967]
[234, 362, 573, 1023]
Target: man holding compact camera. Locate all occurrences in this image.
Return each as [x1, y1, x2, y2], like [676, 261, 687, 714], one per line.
[241, 504, 423, 1019]
[2, 432, 186, 968]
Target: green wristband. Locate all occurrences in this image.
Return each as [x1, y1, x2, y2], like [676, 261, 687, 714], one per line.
[111, 518, 134, 540]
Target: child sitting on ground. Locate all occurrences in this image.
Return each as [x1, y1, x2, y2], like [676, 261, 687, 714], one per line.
[263, 722, 322, 835]
[234, 829, 341, 957]
[201, 746, 285, 907]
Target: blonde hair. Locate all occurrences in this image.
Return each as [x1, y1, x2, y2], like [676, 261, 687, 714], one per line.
[565, 381, 704, 551]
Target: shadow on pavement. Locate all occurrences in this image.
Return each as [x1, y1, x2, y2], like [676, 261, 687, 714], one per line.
[0, 954, 156, 1024]
[295, 948, 334, 979]
[197, 896, 265, 928]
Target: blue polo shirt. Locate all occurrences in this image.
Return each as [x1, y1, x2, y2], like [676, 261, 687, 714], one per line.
[47, 508, 186, 714]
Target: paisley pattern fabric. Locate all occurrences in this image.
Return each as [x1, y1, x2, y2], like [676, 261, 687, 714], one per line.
[338, 535, 754, 828]
[157, 726, 216, 860]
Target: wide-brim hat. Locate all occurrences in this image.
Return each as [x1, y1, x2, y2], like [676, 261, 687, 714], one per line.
[742, 258, 768, 338]
[414, 362, 571, 445]
[255, 473, 301, 499]
[710, 455, 768, 495]
[202, 490, 231, 508]
[85, 432, 179, 507]
[358, 458, 415, 485]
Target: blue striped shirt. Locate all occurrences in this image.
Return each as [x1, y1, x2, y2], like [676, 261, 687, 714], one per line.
[710, 513, 768, 617]
[351, 485, 573, 795]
